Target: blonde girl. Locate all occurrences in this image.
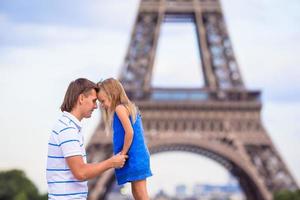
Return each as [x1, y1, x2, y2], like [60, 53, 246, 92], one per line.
[97, 78, 152, 200]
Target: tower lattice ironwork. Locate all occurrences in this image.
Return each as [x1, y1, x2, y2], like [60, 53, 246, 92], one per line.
[86, 0, 298, 199]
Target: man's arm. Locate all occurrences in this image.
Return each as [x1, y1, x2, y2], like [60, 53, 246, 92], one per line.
[66, 154, 127, 181]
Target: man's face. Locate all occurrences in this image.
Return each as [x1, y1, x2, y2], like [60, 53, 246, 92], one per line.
[81, 89, 98, 118]
[97, 90, 111, 110]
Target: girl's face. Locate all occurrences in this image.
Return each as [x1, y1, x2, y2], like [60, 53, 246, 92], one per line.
[97, 90, 112, 110]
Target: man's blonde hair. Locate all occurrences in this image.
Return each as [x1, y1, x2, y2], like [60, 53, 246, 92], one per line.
[97, 78, 138, 134]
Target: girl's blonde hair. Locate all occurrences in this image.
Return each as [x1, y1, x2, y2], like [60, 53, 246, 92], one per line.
[97, 78, 138, 134]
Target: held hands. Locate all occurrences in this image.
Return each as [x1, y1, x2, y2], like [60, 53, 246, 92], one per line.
[110, 152, 128, 169]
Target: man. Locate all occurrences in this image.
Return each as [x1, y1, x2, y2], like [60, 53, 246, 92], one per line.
[46, 78, 127, 199]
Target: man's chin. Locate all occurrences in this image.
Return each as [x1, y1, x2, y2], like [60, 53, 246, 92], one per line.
[84, 112, 93, 118]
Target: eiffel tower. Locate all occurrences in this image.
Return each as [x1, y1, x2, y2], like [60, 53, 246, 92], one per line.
[86, 0, 298, 199]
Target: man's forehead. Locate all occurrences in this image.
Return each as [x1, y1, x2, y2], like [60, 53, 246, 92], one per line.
[91, 91, 97, 98]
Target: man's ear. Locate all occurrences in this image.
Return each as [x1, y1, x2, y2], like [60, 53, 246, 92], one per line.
[78, 94, 84, 105]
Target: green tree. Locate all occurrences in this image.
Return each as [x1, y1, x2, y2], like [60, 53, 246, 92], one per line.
[274, 189, 300, 200]
[0, 169, 47, 200]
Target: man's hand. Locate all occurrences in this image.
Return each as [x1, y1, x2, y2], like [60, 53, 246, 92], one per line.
[110, 153, 128, 168]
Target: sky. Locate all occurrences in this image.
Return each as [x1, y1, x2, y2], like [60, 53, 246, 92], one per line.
[0, 0, 300, 197]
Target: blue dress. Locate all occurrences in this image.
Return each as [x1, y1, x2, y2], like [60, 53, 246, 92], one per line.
[112, 112, 152, 185]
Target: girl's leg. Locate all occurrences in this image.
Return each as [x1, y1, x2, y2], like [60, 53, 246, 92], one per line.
[131, 179, 150, 200]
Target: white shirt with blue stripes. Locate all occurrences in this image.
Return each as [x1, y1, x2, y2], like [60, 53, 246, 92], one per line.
[46, 111, 88, 200]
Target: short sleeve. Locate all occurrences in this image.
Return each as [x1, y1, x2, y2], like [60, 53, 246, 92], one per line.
[57, 127, 82, 158]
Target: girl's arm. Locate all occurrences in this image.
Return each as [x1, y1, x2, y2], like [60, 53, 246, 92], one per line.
[115, 104, 134, 155]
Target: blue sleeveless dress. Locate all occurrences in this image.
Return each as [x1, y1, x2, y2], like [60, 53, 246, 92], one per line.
[112, 112, 152, 185]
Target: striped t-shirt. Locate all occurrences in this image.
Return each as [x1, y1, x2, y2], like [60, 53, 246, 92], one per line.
[46, 111, 88, 200]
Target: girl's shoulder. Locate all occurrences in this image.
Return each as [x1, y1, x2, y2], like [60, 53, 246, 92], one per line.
[115, 104, 130, 115]
[115, 104, 131, 120]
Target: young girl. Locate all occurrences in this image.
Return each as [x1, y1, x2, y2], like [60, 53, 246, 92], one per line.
[97, 78, 152, 200]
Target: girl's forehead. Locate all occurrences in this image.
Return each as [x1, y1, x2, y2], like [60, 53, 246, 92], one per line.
[98, 90, 108, 97]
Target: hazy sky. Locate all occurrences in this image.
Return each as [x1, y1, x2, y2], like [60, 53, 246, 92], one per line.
[0, 0, 300, 196]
